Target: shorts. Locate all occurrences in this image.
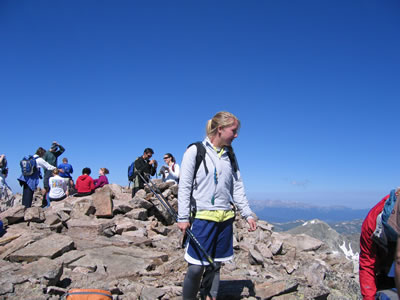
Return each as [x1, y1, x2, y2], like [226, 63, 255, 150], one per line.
[184, 217, 234, 265]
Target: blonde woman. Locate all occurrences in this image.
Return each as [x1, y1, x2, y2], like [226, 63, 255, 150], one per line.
[177, 111, 257, 300]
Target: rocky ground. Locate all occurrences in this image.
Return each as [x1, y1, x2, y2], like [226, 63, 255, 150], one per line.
[0, 181, 361, 299]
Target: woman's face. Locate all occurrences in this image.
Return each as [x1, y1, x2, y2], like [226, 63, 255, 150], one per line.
[99, 169, 104, 176]
[218, 119, 239, 146]
[164, 155, 171, 164]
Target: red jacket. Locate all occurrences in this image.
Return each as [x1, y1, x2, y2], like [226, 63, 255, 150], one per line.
[75, 174, 95, 193]
[359, 194, 390, 300]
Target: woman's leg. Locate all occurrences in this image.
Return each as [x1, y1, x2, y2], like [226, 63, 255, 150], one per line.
[182, 263, 205, 300]
[200, 262, 221, 300]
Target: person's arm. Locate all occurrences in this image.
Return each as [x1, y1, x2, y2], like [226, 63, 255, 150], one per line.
[396, 236, 400, 298]
[36, 157, 56, 171]
[55, 144, 65, 157]
[169, 163, 180, 180]
[359, 215, 378, 300]
[89, 177, 95, 191]
[177, 146, 196, 224]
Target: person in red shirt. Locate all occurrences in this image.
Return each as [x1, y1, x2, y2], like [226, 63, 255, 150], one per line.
[74, 167, 95, 197]
[359, 194, 395, 299]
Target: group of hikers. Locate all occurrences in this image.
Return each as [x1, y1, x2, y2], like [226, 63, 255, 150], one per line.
[0, 142, 111, 209]
[3, 111, 400, 299]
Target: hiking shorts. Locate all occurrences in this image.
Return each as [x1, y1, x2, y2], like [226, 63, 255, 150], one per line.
[184, 217, 234, 265]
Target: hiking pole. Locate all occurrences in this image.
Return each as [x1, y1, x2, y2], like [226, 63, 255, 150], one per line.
[137, 172, 216, 269]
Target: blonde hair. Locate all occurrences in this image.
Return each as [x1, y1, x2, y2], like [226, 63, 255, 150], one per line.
[52, 169, 59, 175]
[100, 168, 109, 175]
[206, 111, 240, 138]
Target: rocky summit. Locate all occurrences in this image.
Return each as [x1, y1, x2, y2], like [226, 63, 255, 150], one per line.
[0, 181, 361, 299]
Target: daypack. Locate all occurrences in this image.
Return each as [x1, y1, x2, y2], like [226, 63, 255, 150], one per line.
[63, 288, 112, 299]
[188, 142, 238, 181]
[20, 155, 38, 176]
[127, 159, 137, 182]
[381, 189, 399, 242]
[0, 156, 7, 169]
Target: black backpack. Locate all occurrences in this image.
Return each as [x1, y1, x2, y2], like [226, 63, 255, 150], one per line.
[188, 142, 238, 181]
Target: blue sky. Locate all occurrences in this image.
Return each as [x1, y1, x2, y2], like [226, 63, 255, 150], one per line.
[1, 1, 399, 209]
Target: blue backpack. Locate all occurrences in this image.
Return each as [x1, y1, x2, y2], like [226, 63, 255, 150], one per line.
[127, 159, 138, 182]
[20, 155, 38, 176]
[381, 189, 398, 242]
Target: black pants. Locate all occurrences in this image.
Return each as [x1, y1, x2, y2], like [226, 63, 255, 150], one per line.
[22, 183, 34, 208]
[74, 191, 94, 197]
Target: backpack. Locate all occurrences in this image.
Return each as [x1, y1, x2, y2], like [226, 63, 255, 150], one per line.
[127, 159, 137, 182]
[20, 155, 38, 176]
[381, 189, 398, 242]
[188, 142, 238, 181]
[63, 288, 112, 299]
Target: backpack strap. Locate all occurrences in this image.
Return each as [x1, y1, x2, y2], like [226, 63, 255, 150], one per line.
[226, 146, 239, 173]
[188, 142, 209, 180]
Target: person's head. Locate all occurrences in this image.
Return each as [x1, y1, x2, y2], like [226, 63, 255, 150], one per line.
[82, 167, 91, 175]
[206, 111, 240, 147]
[143, 148, 154, 160]
[99, 168, 109, 176]
[62, 157, 68, 163]
[50, 142, 58, 152]
[36, 147, 46, 157]
[52, 169, 60, 176]
[163, 153, 175, 164]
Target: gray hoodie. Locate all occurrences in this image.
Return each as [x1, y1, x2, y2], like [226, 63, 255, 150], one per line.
[178, 137, 254, 222]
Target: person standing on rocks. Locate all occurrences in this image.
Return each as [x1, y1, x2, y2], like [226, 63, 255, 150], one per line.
[42, 141, 65, 207]
[18, 147, 56, 208]
[177, 111, 257, 300]
[131, 148, 157, 198]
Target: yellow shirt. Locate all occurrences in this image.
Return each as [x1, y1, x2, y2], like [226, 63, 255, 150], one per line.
[195, 210, 235, 222]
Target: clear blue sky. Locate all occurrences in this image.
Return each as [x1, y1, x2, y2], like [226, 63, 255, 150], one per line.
[1, 1, 399, 209]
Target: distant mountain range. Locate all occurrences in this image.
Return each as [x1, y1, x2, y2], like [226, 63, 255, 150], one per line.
[251, 199, 369, 224]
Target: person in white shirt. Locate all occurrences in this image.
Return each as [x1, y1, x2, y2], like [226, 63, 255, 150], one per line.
[160, 153, 180, 183]
[47, 169, 69, 206]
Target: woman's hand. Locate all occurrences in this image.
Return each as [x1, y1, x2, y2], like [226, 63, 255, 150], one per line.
[177, 222, 191, 233]
[247, 218, 257, 232]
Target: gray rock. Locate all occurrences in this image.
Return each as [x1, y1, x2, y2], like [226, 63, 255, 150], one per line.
[70, 198, 96, 218]
[126, 208, 148, 221]
[92, 185, 114, 218]
[8, 233, 75, 263]
[255, 280, 298, 299]
[140, 286, 166, 300]
[0, 205, 25, 225]
[24, 206, 46, 223]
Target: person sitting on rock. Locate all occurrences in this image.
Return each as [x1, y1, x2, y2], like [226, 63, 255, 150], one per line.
[58, 157, 74, 189]
[0, 155, 13, 202]
[160, 153, 180, 184]
[47, 169, 69, 206]
[74, 167, 95, 197]
[94, 168, 109, 189]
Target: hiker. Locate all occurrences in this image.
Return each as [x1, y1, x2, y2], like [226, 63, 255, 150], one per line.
[94, 168, 109, 189]
[18, 147, 56, 208]
[42, 142, 65, 206]
[58, 157, 74, 188]
[177, 111, 257, 300]
[159, 153, 180, 183]
[74, 167, 95, 197]
[47, 169, 69, 206]
[359, 192, 397, 300]
[131, 148, 157, 198]
[0, 156, 12, 202]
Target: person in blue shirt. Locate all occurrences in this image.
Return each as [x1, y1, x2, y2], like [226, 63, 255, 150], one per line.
[58, 157, 74, 189]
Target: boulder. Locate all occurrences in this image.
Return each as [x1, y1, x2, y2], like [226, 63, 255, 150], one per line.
[0, 205, 25, 226]
[93, 186, 114, 218]
[24, 206, 45, 223]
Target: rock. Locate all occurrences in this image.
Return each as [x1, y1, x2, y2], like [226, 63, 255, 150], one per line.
[126, 208, 148, 221]
[24, 206, 45, 223]
[8, 234, 75, 263]
[249, 248, 264, 265]
[93, 186, 114, 218]
[255, 280, 298, 299]
[70, 198, 96, 218]
[130, 198, 154, 210]
[140, 286, 166, 300]
[0, 205, 25, 226]
[113, 199, 134, 214]
[66, 218, 116, 240]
